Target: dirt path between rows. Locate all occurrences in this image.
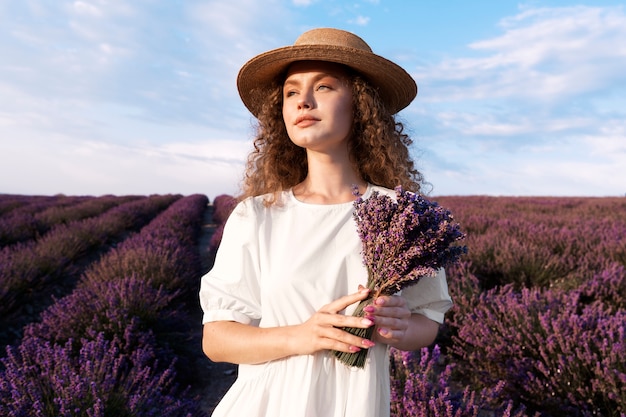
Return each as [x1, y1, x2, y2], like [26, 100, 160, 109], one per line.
[193, 203, 237, 415]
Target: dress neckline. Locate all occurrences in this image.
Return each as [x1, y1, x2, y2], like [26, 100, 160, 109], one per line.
[289, 183, 372, 207]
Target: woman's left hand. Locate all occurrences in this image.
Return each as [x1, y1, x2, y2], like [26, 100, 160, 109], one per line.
[363, 294, 412, 346]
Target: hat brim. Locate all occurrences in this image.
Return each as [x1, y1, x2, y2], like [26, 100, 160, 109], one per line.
[237, 44, 417, 117]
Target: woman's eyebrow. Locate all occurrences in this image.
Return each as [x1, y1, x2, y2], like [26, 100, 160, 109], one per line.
[284, 72, 341, 87]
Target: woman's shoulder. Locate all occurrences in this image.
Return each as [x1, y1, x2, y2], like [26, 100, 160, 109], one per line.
[368, 184, 423, 201]
[233, 190, 293, 215]
[367, 184, 397, 200]
[368, 184, 394, 195]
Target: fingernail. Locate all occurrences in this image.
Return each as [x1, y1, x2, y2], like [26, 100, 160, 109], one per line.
[375, 298, 385, 306]
[364, 315, 375, 323]
[359, 287, 370, 294]
[362, 339, 375, 348]
[361, 318, 373, 326]
[378, 328, 389, 336]
[363, 306, 375, 313]
[349, 346, 361, 353]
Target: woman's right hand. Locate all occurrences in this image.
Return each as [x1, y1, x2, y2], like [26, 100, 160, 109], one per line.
[203, 287, 376, 364]
[289, 287, 376, 355]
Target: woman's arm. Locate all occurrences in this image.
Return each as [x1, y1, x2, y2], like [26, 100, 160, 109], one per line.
[202, 287, 377, 364]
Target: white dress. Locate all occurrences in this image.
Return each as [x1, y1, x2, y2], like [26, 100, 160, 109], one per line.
[199, 184, 453, 417]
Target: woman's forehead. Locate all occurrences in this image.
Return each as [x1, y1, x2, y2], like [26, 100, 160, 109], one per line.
[284, 60, 352, 80]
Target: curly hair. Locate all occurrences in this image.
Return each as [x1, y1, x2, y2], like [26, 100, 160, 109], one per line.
[239, 70, 423, 205]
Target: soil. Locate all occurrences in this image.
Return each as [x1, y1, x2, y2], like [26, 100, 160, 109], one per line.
[193, 203, 238, 415]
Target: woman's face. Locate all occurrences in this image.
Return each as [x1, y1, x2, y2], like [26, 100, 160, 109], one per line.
[282, 61, 353, 155]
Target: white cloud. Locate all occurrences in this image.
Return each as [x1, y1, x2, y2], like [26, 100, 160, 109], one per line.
[425, 135, 626, 197]
[0, 134, 247, 198]
[72, 1, 103, 17]
[417, 6, 626, 103]
[349, 15, 370, 26]
[432, 110, 594, 138]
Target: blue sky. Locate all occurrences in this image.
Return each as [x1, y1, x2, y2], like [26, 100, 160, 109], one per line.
[1, 0, 625, 198]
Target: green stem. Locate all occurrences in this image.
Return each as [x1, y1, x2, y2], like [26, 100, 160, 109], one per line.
[331, 269, 382, 368]
[331, 295, 376, 368]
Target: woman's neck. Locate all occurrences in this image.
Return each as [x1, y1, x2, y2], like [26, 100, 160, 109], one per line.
[292, 145, 366, 204]
[292, 165, 366, 205]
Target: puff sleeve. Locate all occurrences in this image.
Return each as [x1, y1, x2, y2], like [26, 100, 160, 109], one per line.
[402, 268, 453, 324]
[199, 198, 262, 326]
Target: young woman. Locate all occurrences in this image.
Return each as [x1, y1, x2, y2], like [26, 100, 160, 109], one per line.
[199, 28, 452, 417]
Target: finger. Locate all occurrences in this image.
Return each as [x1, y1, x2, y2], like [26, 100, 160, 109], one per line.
[369, 296, 410, 321]
[320, 287, 370, 314]
[374, 295, 406, 308]
[376, 327, 401, 340]
[372, 306, 411, 321]
[316, 312, 375, 330]
[322, 340, 369, 354]
[373, 316, 406, 332]
[321, 328, 376, 352]
[364, 301, 410, 320]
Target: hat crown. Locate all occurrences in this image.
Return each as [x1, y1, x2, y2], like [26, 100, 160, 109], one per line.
[294, 28, 372, 53]
[237, 27, 417, 116]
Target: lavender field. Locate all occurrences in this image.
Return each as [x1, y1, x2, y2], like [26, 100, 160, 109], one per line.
[0, 193, 624, 416]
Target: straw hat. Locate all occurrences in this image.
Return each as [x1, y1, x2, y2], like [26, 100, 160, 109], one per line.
[237, 28, 417, 117]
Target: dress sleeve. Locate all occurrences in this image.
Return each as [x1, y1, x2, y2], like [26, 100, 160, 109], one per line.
[402, 268, 453, 324]
[199, 198, 262, 326]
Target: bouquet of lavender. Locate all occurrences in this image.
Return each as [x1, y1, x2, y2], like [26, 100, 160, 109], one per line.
[333, 186, 467, 368]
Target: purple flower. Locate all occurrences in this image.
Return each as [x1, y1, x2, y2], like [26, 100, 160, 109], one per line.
[0, 332, 198, 416]
[389, 345, 530, 417]
[334, 186, 467, 368]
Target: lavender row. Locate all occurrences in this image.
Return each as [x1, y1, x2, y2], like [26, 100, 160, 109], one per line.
[77, 193, 208, 362]
[0, 194, 180, 318]
[0, 195, 141, 248]
[0, 194, 209, 416]
[0, 194, 64, 216]
[208, 194, 237, 255]
[390, 345, 534, 417]
[1, 332, 193, 417]
[443, 261, 625, 416]
[36, 195, 142, 229]
[0, 194, 89, 246]
[434, 196, 626, 290]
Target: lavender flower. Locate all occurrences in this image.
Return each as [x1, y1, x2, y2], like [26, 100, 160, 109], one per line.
[334, 186, 467, 368]
[447, 268, 626, 416]
[211, 194, 237, 225]
[0, 332, 198, 416]
[389, 345, 531, 417]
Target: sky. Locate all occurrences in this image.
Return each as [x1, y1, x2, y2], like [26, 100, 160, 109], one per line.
[1, 0, 625, 199]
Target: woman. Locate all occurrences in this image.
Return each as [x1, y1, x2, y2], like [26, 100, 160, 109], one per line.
[199, 28, 452, 417]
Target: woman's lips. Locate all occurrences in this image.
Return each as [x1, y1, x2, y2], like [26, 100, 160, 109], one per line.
[295, 115, 320, 126]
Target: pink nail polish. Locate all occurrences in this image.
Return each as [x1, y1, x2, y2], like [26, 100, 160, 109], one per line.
[362, 339, 375, 348]
[349, 346, 361, 353]
[363, 306, 375, 313]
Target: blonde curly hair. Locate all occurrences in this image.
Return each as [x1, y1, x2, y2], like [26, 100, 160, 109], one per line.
[239, 70, 424, 204]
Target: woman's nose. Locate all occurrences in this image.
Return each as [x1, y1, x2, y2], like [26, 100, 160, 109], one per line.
[297, 91, 313, 109]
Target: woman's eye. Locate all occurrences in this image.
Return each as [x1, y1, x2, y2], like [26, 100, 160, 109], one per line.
[285, 90, 297, 97]
[317, 84, 331, 91]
